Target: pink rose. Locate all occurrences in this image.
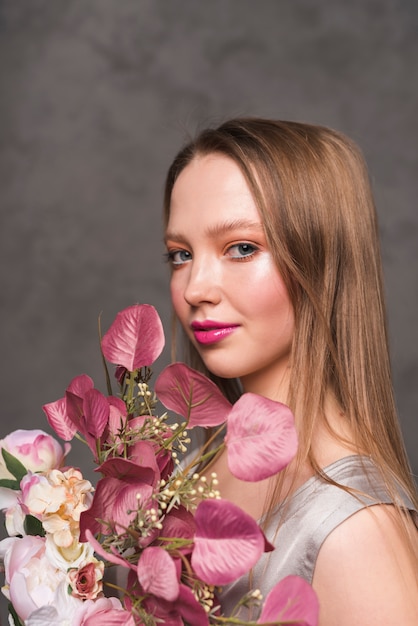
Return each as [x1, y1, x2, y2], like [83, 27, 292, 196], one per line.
[0, 429, 67, 479]
[73, 597, 136, 626]
[25, 580, 84, 625]
[68, 560, 104, 600]
[20, 472, 66, 517]
[0, 535, 66, 622]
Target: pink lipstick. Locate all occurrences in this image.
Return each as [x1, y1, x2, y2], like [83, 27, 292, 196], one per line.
[191, 320, 239, 345]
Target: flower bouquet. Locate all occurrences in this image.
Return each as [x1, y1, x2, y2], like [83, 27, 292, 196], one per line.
[0, 304, 318, 625]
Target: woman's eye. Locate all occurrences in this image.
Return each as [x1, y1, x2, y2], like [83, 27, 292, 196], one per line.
[166, 249, 192, 266]
[226, 243, 258, 259]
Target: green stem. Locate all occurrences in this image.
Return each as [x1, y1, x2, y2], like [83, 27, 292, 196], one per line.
[182, 424, 226, 476]
[213, 619, 305, 625]
[98, 314, 113, 397]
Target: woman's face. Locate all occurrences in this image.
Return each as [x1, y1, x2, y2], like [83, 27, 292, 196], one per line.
[165, 154, 294, 398]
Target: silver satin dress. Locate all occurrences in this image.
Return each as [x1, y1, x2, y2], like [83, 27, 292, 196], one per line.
[219, 455, 417, 619]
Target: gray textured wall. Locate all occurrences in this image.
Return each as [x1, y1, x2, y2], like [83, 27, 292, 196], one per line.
[0, 0, 417, 550]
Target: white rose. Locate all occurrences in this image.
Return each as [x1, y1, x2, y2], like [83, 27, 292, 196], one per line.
[45, 532, 94, 571]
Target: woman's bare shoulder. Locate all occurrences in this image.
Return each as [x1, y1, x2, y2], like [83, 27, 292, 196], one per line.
[312, 504, 418, 626]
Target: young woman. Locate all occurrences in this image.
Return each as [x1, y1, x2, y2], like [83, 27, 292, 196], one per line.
[163, 118, 418, 624]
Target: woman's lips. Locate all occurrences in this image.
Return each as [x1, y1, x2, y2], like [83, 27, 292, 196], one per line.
[190, 321, 239, 345]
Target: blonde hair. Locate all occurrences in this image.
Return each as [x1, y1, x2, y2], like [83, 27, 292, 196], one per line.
[163, 118, 418, 522]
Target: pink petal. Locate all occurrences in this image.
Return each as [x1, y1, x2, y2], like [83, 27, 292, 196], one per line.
[176, 584, 210, 626]
[107, 395, 127, 415]
[225, 393, 298, 481]
[107, 403, 127, 439]
[161, 506, 196, 553]
[9, 571, 38, 620]
[73, 596, 136, 625]
[191, 499, 264, 585]
[112, 484, 152, 532]
[4, 535, 45, 581]
[137, 547, 179, 602]
[67, 374, 95, 397]
[101, 304, 165, 370]
[83, 389, 110, 438]
[83, 609, 135, 626]
[155, 363, 231, 427]
[44, 375, 95, 441]
[42, 396, 77, 441]
[79, 477, 153, 540]
[65, 390, 84, 432]
[258, 575, 319, 626]
[97, 452, 157, 486]
[129, 440, 161, 475]
[79, 478, 122, 539]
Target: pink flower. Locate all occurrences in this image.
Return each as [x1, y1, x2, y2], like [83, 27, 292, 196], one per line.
[65, 385, 111, 444]
[0, 429, 67, 479]
[225, 393, 298, 481]
[25, 580, 84, 625]
[68, 559, 104, 600]
[143, 584, 209, 626]
[258, 575, 319, 626]
[42, 375, 94, 442]
[101, 304, 165, 371]
[120, 416, 174, 480]
[20, 472, 66, 517]
[137, 546, 179, 601]
[126, 569, 209, 626]
[98, 442, 159, 487]
[43, 374, 126, 456]
[155, 365, 298, 481]
[191, 498, 266, 585]
[79, 475, 154, 541]
[73, 596, 136, 626]
[155, 363, 231, 427]
[160, 505, 196, 554]
[0, 535, 66, 622]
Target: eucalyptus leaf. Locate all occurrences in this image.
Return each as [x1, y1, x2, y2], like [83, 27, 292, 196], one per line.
[1, 448, 28, 482]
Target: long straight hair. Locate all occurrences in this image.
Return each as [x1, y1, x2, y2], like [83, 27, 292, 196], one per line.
[163, 118, 418, 522]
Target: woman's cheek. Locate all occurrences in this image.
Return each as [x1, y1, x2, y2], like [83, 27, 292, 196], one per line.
[170, 277, 186, 320]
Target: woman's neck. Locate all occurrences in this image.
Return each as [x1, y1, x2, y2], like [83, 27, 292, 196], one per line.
[239, 363, 291, 404]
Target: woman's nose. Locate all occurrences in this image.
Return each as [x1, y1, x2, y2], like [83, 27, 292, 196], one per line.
[183, 259, 222, 306]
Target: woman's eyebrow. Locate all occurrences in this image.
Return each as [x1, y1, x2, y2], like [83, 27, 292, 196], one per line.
[164, 219, 263, 244]
[204, 218, 264, 238]
[164, 230, 187, 245]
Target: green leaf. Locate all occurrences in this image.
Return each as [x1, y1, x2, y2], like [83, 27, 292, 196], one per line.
[1, 448, 28, 482]
[0, 478, 21, 490]
[24, 514, 45, 537]
[8, 603, 24, 626]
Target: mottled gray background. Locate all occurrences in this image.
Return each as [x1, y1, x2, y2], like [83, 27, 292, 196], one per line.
[0, 1, 417, 614]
